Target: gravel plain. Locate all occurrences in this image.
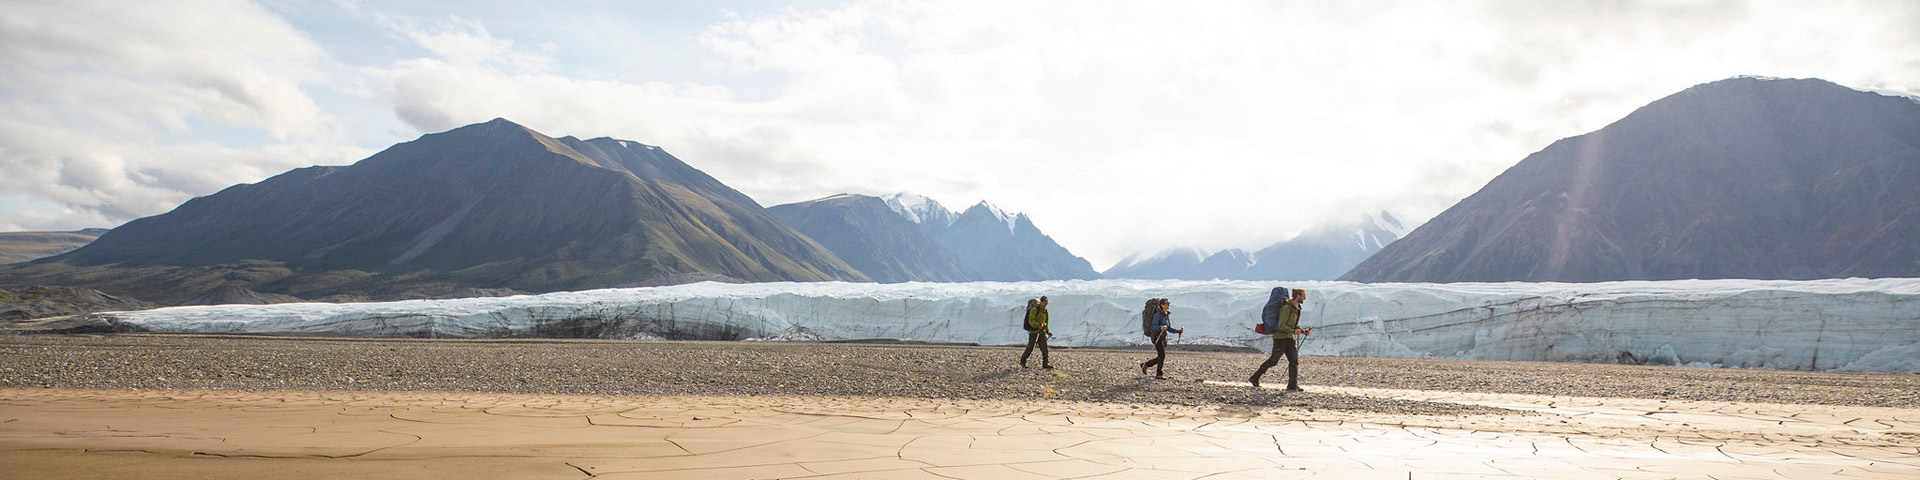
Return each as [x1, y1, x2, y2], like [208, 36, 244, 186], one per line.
[1, 334, 1914, 415]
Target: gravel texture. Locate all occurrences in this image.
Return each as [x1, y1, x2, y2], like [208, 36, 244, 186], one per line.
[1, 335, 1913, 414]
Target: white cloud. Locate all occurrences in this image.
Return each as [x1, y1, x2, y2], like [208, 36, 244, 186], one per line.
[0, 0, 363, 230]
[5, 0, 1918, 270]
[364, 0, 1920, 267]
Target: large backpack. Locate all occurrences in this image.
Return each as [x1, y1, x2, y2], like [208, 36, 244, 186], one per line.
[1022, 298, 1039, 331]
[1258, 287, 1288, 335]
[1140, 298, 1161, 336]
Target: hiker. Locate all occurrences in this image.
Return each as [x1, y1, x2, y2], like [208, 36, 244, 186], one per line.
[1251, 288, 1309, 390]
[1140, 298, 1183, 378]
[1020, 296, 1053, 369]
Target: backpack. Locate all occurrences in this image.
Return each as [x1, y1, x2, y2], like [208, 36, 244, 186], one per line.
[1022, 298, 1039, 331]
[1258, 287, 1287, 335]
[1140, 298, 1161, 337]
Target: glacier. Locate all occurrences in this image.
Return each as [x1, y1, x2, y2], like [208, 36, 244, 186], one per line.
[87, 278, 1920, 372]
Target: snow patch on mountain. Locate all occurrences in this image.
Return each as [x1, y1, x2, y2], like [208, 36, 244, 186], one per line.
[881, 193, 955, 226]
[976, 201, 1018, 233]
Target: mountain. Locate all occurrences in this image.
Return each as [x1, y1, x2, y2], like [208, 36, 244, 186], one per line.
[1246, 212, 1409, 280]
[1104, 212, 1408, 280]
[1104, 248, 1206, 279]
[768, 194, 974, 283]
[775, 193, 1099, 282]
[881, 193, 958, 229]
[0, 228, 106, 264]
[0, 118, 868, 303]
[1342, 77, 1920, 283]
[931, 201, 1100, 281]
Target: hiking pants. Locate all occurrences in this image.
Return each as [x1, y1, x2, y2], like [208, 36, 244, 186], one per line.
[1252, 337, 1298, 389]
[1141, 330, 1169, 376]
[1021, 331, 1049, 366]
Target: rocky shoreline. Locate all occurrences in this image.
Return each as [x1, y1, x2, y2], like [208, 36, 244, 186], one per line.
[1, 334, 1913, 414]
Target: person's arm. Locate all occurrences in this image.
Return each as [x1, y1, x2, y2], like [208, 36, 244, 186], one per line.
[1042, 308, 1053, 337]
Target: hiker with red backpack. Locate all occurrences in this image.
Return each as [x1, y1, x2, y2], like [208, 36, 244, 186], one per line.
[1139, 298, 1184, 378]
[1020, 296, 1053, 369]
[1251, 287, 1310, 390]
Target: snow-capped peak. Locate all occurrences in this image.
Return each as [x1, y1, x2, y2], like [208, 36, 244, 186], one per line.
[881, 193, 956, 226]
[974, 201, 1018, 233]
[614, 140, 659, 151]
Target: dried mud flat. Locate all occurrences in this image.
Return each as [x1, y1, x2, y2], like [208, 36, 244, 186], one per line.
[2, 335, 1917, 479]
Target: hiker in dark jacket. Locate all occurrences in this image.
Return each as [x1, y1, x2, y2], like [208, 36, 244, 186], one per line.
[1139, 298, 1183, 378]
[1251, 288, 1308, 390]
[1021, 296, 1053, 369]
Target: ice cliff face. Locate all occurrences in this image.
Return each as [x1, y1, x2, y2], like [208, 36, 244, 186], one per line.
[92, 278, 1920, 372]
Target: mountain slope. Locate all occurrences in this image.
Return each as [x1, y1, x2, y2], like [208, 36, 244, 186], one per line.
[1342, 77, 1920, 283]
[1, 118, 867, 302]
[0, 229, 106, 264]
[769, 194, 974, 283]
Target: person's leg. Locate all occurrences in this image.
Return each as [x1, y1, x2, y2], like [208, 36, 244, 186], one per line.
[1038, 334, 1051, 368]
[1136, 332, 1152, 372]
[1021, 332, 1037, 367]
[1152, 333, 1168, 377]
[1250, 337, 1283, 387]
[1282, 337, 1300, 390]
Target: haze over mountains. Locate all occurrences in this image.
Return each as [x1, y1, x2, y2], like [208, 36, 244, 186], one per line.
[0, 119, 869, 303]
[1343, 77, 1920, 283]
[1105, 212, 1410, 281]
[769, 193, 1099, 282]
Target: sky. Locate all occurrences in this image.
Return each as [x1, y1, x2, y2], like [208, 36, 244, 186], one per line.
[2, 0, 1917, 269]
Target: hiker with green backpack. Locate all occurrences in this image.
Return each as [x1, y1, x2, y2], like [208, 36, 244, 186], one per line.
[1020, 296, 1053, 369]
[1250, 287, 1310, 390]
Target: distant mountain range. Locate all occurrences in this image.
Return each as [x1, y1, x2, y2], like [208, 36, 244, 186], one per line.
[0, 229, 106, 264]
[769, 193, 1099, 282]
[0, 119, 868, 303]
[1104, 212, 1409, 280]
[5, 76, 1911, 310]
[1343, 77, 1920, 282]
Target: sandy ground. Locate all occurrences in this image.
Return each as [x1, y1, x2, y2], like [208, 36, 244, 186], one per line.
[1, 387, 1915, 479]
[1, 335, 1917, 479]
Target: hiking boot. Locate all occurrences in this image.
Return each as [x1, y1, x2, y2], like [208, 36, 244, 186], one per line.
[1285, 385, 1302, 392]
[1041, 364, 1053, 370]
[1248, 376, 1260, 388]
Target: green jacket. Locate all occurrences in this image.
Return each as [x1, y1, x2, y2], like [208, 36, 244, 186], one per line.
[1025, 305, 1050, 334]
[1272, 302, 1300, 339]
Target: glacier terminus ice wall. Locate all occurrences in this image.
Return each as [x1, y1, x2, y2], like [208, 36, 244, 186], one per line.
[91, 278, 1920, 372]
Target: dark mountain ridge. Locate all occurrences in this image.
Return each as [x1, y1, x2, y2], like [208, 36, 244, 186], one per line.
[1342, 77, 1920, 282]
[2, 119, 867, 302]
